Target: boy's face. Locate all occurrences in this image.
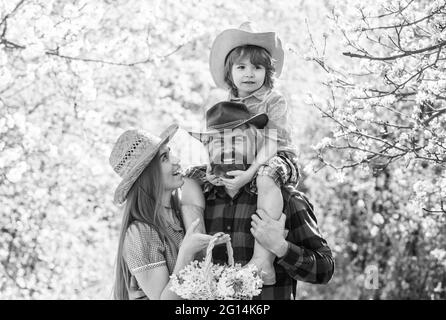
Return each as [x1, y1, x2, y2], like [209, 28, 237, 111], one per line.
[231, 56, 265, 97]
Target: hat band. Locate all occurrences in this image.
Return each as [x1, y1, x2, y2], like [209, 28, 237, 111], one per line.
[209, 119, 247, 130]
[114, 138, 144, 175]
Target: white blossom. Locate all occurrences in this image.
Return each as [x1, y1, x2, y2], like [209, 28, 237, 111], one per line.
[170, 259, 263, 300]
[372, 213, 385, 225]
[312, 137, 332, 150]
[0, 66, 12, 87]
[431, 249, 446, 262]
[21, 42, 46, 61]
[370, 225, 380, 237]
[6, 161, 29, 183]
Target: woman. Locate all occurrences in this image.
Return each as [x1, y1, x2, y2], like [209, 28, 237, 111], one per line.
[109, 124, 228, 299]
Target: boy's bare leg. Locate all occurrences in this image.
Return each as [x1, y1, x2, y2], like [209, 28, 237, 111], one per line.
[248, 175, 283, 285]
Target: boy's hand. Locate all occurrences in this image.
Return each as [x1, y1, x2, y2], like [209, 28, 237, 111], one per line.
[220, 169, 255, 190]
[206, 166, 223, 186]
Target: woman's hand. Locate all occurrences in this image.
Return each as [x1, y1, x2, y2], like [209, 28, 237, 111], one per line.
[179, 219, 230, 258]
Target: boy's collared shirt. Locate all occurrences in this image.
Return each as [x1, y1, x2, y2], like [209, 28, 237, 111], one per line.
[229, 86, 295, 153]
[186, 168, 335, 300]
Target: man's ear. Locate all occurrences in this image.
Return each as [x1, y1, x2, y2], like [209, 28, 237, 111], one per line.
[201, 134, 212, 146]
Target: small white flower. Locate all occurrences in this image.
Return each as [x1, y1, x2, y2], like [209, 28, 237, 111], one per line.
[370, 225, 380, 237]
[312, 137, 332, 151]
[372, 213, 385, 225]
[424, 130, 433, 139]
[399, 132, 409, 142]
[170, 259, 263, 300]
[0, 67, 12, 87]
[347, 125, 357, 133]
[362, 111, 374, 121]
[6, 161, 28, 183]
[431, 249, 446, 261]
[381, 95, 396, 107]
[357, 199, 366, 209]
[0, 49, 8, 66]
[21, 42, 46, 61]
[336, 171, 346, 183]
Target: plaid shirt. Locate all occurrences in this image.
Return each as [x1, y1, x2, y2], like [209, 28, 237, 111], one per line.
[186, 168, 334, 300]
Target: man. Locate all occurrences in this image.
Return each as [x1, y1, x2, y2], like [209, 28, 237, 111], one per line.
[184, 101, 334, 299]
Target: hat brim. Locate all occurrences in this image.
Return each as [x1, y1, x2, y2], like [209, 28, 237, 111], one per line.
[187, 113, 268, 143]
[209, 29, 284, 89]
[113, 124, 179, 205]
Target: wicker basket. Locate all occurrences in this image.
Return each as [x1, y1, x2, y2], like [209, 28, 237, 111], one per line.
[170, 233, 263, 300]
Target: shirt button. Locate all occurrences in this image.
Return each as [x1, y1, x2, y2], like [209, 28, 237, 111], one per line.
[226, 225, 231, 231]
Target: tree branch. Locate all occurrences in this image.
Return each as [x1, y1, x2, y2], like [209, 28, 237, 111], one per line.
[360, 4, 445, 31]
[370, 0, 415, 19]
[45, 44, 185, 67]
[423, 108, 446, 125]
[423, 200, 446, 214]
[343, 41, 446, 61]
[0, 0, 27, 27]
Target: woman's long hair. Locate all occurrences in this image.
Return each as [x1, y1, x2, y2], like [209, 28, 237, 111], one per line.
[113, 151, 182, 300]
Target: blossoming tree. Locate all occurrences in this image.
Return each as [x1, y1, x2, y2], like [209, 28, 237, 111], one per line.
[306, 0, 446, 299]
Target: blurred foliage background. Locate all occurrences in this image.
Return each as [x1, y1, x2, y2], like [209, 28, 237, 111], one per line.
[0, 0, 445, 299]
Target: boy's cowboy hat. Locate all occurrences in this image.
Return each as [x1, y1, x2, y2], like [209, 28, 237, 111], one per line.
[187, 101, 268, 142]
[110, 124, 178, 205]
[209, 22, 284, 90]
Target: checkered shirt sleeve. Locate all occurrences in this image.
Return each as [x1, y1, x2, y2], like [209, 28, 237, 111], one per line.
[257, 152, 300, 188]
[123, 222, 167, 274]
[184, 165, 208, 184]
[277, 191, 335, 284]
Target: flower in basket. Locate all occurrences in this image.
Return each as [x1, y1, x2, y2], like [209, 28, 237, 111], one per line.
[214, 263, 263, 300]
[170, 234, 263, 300]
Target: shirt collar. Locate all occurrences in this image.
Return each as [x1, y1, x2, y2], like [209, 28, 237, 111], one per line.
[204, 183, 255, 201]
[229, 86, 270, 102]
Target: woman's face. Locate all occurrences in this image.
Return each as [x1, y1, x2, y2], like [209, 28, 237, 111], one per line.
[159, 144, 184, 191]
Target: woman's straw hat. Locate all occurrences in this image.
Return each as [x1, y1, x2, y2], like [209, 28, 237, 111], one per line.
[209, 22, 284, 89]
[109, 124, 178, 205]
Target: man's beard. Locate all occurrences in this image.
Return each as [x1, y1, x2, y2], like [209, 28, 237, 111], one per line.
[210, 163, 247, 179]
[205, 126, 266, 179]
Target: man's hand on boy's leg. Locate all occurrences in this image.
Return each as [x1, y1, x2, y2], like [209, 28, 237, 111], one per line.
[250, 210, 288, 258]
